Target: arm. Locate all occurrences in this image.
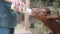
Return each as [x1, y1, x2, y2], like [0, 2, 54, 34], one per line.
[5, 0, 13, 3]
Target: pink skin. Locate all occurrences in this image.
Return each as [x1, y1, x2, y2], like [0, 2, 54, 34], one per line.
[5, 0, 13, 3]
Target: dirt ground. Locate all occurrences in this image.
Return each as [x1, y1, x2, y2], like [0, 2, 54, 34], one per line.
[14, 22, 51, 34]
